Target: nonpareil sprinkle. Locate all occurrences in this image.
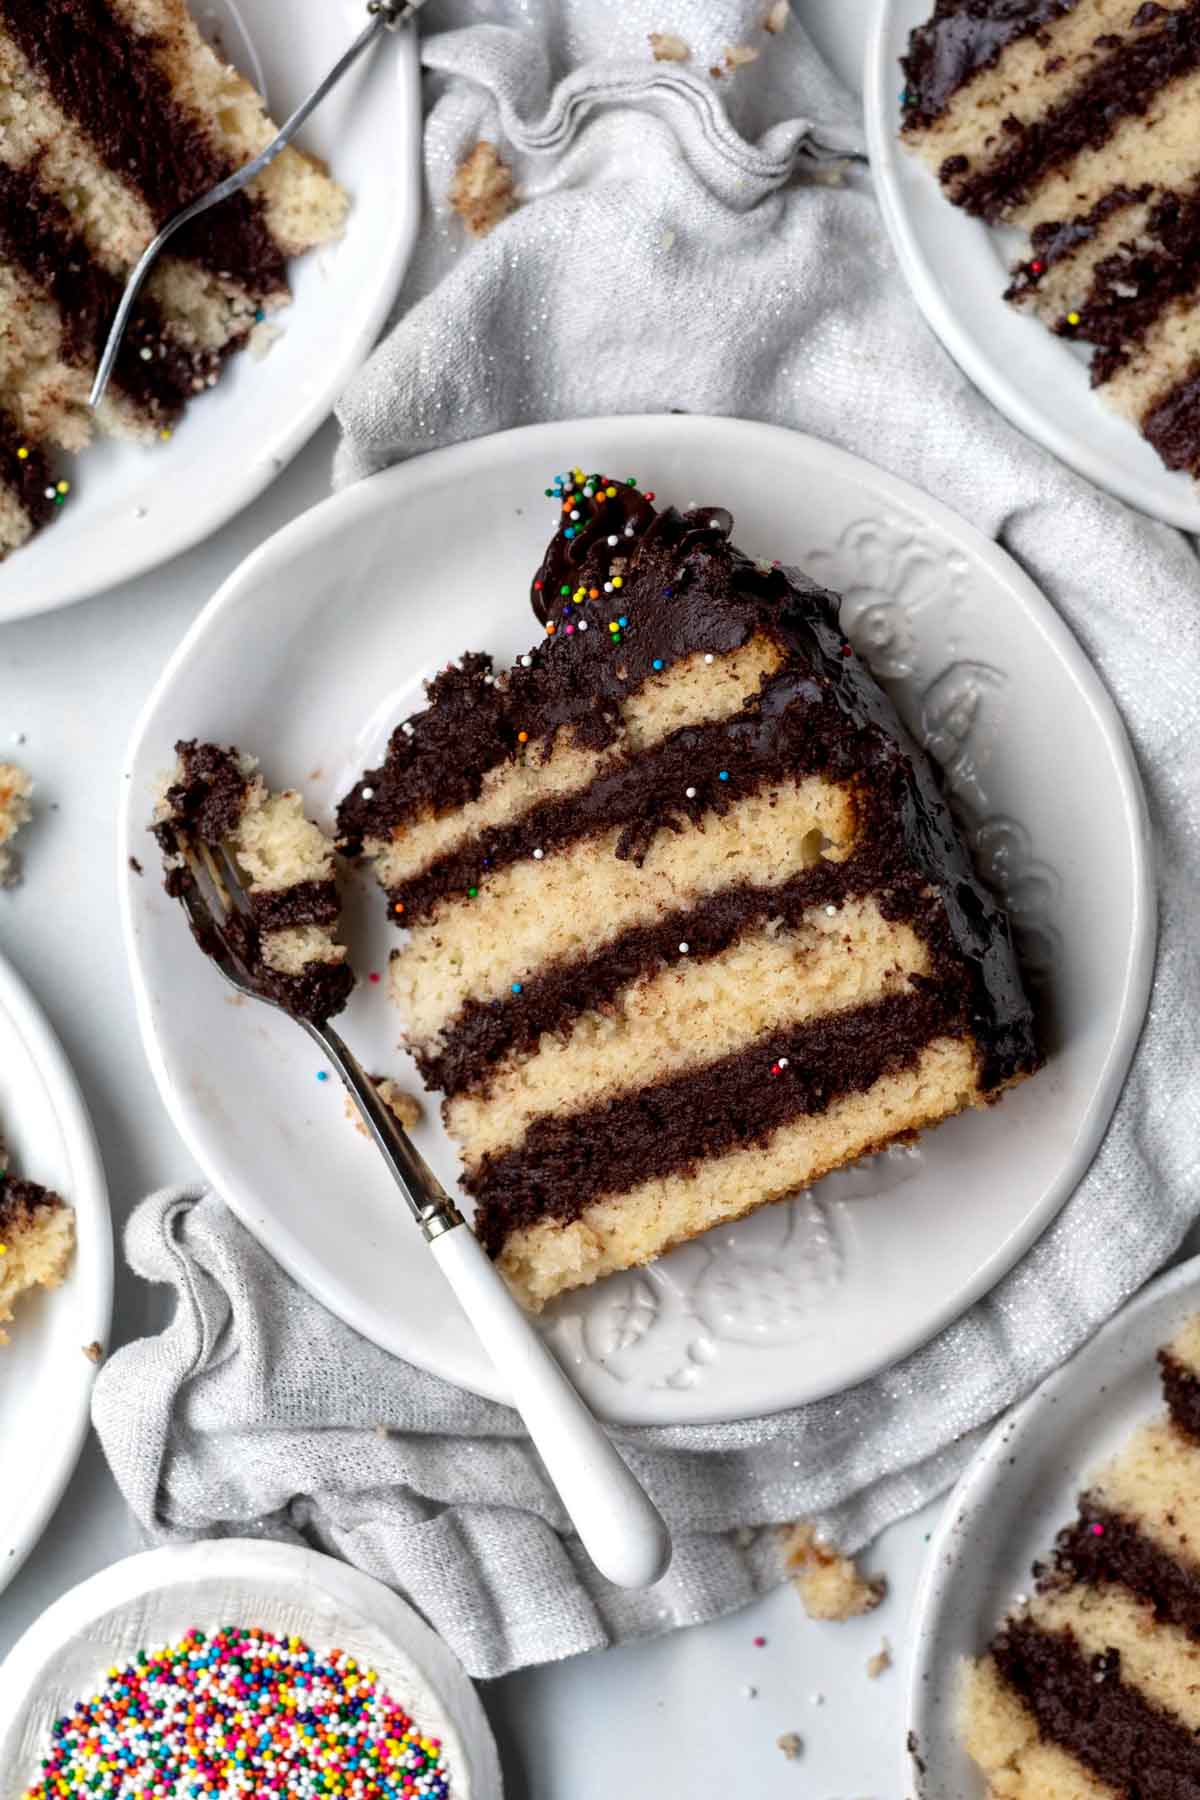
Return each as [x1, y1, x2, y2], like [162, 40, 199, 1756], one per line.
[24, 1625, 452, 1799]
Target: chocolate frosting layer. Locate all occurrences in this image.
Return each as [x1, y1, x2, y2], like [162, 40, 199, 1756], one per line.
[0, 407, 56, 532]
[1142, 369, 1200, 473]
[0, 0, 287, 293]
[901, 0, 1075, 130]
[420, 849, 897, 1101]
[1048, 1500, 1200, 1638]
[163, 740, 249, 842]
[1159, 1348, 1200, 1441]
[1006, 184, 1153, 297]
[250, 879, 341, 931]
[384, 670, 872, 924]
[950, 6, 1200, 221]
[0, 159, 221, 420]
[468, 987, 967, 1256]
[0, 1173, 66, 1230]
[992, 1616, 1200, 1796]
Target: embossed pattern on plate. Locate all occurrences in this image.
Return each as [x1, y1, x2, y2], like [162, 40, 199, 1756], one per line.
[120, 416, 1153, 1426]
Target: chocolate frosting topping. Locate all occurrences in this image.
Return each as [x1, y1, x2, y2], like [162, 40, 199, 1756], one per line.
[901, 0, 1074, 129]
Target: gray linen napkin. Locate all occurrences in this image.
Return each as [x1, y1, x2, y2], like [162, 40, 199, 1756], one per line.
[94, 3, 1200, 1679]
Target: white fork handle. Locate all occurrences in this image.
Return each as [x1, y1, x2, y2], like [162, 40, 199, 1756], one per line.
[429, 1224, 673, 1589]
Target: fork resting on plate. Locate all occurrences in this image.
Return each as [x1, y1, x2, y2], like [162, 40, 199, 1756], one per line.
[165, 825, 673, 1591]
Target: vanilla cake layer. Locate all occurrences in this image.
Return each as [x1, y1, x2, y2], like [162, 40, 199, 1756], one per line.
[0, 0, 347, 554]
[0, 1169, 74, 1343]
[341, 475, 1040, 1309]
[902, 1, 1200, 480]
[962, 1317, 1200, 1798]
[155, 740, 353, 1024]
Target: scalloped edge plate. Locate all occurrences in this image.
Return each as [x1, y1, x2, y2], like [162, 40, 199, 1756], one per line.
[119, 414, 1153, 1425]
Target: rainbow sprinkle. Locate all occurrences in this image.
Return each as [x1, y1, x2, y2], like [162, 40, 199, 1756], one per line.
[25, 1626, 452, 1799]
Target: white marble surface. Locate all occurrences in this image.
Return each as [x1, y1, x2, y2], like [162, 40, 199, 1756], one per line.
[0, 4, 947, 1793]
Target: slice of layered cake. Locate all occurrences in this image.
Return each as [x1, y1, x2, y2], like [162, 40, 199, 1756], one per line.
[901, 1, 1200, 480]
[0, 0, 348, 557]
[338, 472, 1041, 1310]
[0, 1155, 74, 1344]
[963, 1316, 1200, 1797]
[155, 741, 354, 1023]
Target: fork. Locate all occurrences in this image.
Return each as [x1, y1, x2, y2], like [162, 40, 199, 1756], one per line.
[166, 828, 673, 1590]
[90, 0, 428, 412]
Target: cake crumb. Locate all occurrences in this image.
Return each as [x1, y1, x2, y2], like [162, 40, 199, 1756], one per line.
[780, 1522, 886, 1621]
[724, 43, 760, 69]
[866, 1638, 892, 1679]
[763, 1, 790, 30]
[0, 763, 33, 887]
[128, 856, 143, 876]
[776, 1732, 803, 1761]
[448, 142, 515, 238]
[83, 1341, 104, 1364]
[346, 1079, 423, 1137]
[649, 31, 690, 61]
[248, 319, 283, 360]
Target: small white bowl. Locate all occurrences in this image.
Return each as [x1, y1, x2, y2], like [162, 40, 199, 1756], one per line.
[0, 1539, 502, 1800]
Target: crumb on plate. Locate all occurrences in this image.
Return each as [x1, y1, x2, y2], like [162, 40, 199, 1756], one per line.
[345, 1078, 423, 1137]
[780, 1521, 887, 1621]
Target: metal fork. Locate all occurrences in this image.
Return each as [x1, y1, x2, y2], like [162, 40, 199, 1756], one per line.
[166, 827, 673, 1590]
[89, 0, 429, 412]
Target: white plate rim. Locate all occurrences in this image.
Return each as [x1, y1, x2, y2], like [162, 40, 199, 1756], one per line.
[0, 1538, 503, 1799]
[864, 0, 1200, 533]
[0, 947, 113, 1594]
[905, 1250, 1200, 1799]
[117, 413, 1156, 1421]
[0, 13, 421, 625]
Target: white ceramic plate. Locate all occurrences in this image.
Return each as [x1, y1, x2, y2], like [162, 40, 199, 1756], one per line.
[0, 0, 420, 623]
[0, 949, 112, 1595]
[866, 1, 1200, 531]
[0, 1539, 502, 1799]
[907, 1252, 1200, 1800]
[119, 414, 1154, 1427]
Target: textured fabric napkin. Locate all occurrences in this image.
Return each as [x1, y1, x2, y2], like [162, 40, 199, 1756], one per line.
[94, 2, 1200, 1679]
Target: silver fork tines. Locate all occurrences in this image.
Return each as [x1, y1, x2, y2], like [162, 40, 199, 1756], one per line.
[162, 821, 463, 1240]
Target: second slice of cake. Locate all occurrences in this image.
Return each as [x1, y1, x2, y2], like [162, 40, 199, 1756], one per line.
[339, 473, 1042, 1309]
